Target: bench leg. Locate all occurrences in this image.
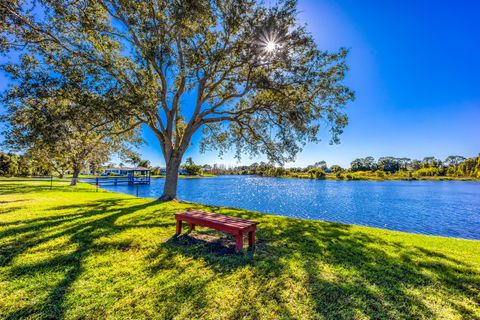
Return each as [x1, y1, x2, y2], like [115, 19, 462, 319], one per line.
[248, 230, 256, 248]
[235, 232, 244, 252]
[188, 223, 195, 232]
[175, 219, 182, 235]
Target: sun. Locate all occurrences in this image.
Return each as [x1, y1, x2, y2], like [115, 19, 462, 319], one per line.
[255, 27, 282, 56]
[266, 41, 277, 52]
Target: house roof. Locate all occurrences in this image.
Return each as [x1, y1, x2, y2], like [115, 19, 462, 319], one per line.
[105, 167, 149, 171]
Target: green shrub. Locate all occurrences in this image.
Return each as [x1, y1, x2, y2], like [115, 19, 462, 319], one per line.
[414, 167, 443, 177]
[150, 167, 162, 176]
[182, 164, 203, 176]
[376, 170, 386, 178]
[446, 166, 456, 176]
[308, 168, 326, 179]
[330, 165, 344, 173]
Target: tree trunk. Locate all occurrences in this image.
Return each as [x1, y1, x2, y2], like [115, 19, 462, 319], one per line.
[70, 166, 81, 186]
[159, 155, 182, 201]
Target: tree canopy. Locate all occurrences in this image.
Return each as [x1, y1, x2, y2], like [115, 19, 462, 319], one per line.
[1, 55, 141, 184]
[1, 0, 354, 199]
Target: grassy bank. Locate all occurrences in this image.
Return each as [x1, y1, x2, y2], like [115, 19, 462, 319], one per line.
[0, 180, 479, 319]
[250, 172, 479, 182]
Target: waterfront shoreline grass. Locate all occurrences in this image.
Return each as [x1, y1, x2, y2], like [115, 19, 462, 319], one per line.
[252, 172, 480, 182]
[0, 179, 479, 319]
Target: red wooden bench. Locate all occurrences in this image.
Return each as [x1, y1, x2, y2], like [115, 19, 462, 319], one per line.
[175, 210, 258, 252]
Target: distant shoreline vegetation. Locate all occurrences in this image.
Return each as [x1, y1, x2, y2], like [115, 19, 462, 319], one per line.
[0, 152, 479, 181]
[202, 155, 480, 181]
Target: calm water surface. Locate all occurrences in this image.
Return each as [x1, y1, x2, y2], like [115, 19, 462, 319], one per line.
[90, 176, 480, 240]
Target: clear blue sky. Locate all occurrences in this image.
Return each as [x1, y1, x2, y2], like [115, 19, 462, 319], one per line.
[139, 0, 480, 167]
[1, 0, 479, 168]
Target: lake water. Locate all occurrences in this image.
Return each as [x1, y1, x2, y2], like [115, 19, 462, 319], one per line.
[89, 175, 480, 240]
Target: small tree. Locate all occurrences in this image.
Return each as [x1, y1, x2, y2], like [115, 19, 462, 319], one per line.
[138, 159, 151, 169]
[181, 158, 202, 176]
[1, 58, 141, 185]
[422, 157, 442, 168]
[409, 159, 422, 171]
[444, 155, 465, 167]
[330, 165, 344, 173]
[314, 161, 327, 171]
[0, 152, 19, 176]
[122, 150, 142, 167]
[308, 167, 326, 179]
[151, 167, 162, 176]
[377, 157, 400, 173]
[27, 147, 71, 178]
[351, 157, 376, 172]
[397, 158, 411, 171]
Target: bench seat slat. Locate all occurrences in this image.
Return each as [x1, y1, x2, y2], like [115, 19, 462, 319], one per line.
[175, 210, 257, 231]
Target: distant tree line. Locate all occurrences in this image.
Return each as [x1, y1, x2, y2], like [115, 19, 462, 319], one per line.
[0, 149, 206, 178]
[2, 153, 478, 180]
[0, 151, 104, 177]
[348, 155, 479, 178]
[201, 155, 480, 180]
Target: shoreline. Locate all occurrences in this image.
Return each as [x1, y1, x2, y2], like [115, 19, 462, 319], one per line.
[223, 173, 480, 182]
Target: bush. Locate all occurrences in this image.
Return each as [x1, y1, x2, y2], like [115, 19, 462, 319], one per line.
[274, 167, 286, 177]
[330, 165, 344, 174]
[150, 167, 162, 176]
[394, 170, 411, 178]
[376, 170, 386, 178]
[413, 167, 443, 177]
[182, 164, 202, 176]
[308, 168, 326, 179]
[446, 166, 456, 176]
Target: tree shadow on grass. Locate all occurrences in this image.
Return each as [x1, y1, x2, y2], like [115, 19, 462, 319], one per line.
[0, 181, 95, 195]
[0, 205, 27, 215]
[271, 220, 479, 319]
[158, 210, 480, 319]
[159, 231, 256, 268]
[0, 199, 27, 204]
[1, 198, 163, 319]
[2, 196, 479, 319]
[293, 221, 477, 319]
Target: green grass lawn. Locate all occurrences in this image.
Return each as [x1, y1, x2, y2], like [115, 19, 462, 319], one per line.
[0, 180, 479, 319]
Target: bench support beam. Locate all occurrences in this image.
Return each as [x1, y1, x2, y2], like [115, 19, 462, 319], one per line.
[235, 233, 244, 252]
[248, 231, 255, 247]
[175, 219, 182, 235]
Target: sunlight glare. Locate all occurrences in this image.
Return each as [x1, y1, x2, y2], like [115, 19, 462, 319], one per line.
[266, 41, 277, 52]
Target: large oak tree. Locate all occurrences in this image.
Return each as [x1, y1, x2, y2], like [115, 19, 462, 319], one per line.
[1, 0, 354, 200]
